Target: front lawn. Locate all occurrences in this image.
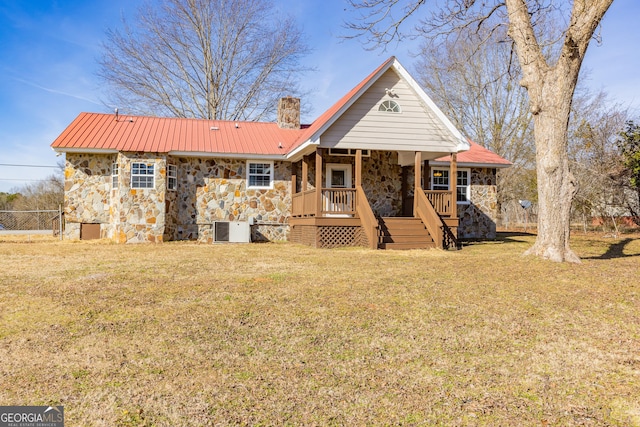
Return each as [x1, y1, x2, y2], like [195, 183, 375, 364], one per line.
[0, 233, 638, 426]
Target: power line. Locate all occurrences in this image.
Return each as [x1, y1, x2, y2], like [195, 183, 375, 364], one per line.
[0, 163, 59, 168]
[0, 178, 58, 182]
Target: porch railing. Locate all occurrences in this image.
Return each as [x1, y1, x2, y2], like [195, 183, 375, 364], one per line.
[321, 188, 356, 216]
[292, 188, 357, 217]
[292, 189, 317, 217]
[415, 189, 444, 249]
[424, 190, 453, 216]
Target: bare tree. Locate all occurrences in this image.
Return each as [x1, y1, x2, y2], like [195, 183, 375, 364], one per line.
[11, 174, 64, 211]
[99, 0, 311, 121]
[569, 88, 629, 229]
[414, 24, 536, 209]
[346, 0, 614, 262]
[615, 121, 640, 224]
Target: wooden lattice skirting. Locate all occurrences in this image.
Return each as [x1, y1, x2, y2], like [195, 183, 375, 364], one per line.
[290, 225, 369, 248]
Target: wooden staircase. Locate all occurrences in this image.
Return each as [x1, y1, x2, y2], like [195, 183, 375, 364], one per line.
[377, 217, 436, 250]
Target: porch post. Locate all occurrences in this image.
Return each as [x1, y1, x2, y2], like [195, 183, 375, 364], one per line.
[315, 148, 323, 216]
[423, 160, 430, 191]
[414, 151, 422, 217]
[450, 152, 458, 219]
[302, 156, 308, 191]
[355, 149, 362, 187]
[291, 161, 297, 194]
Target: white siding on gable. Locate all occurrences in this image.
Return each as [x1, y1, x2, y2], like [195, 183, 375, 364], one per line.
[321, 69, 461, 153]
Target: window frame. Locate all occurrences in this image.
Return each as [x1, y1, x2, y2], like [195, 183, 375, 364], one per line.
[112, 163, 119, 189]
[167, 164, 177, 191]
[378, 100, 401, 113]
[431, 167, 471, 204]
[431, 169, 449, 191]
[246, 160, 274, 189]
[130, 162, 155, 189]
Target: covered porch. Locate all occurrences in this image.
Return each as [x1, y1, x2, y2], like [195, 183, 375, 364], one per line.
[289, 148, 460, 250]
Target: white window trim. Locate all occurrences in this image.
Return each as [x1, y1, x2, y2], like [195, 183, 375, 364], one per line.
[112, 163, 119, 189]
[378, 99, 401, 113]
[430, 168, 450, 191]
[325, 163, 353, 188]
[456, 168, 471, 205]
[167, 164, 177, 191]
[246, 160, 274, 189]
[131, 162, 155, 189]
[431, 167, 471, 204]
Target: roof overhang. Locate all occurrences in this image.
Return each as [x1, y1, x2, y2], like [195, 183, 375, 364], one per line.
[169, 151, 287, 160]
[429, 160, 512, 169]
[285, 139, 319, 162]
[52, 147, 119, 154]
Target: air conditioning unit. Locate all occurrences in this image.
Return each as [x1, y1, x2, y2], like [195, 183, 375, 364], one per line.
[213, 221, 251, 243]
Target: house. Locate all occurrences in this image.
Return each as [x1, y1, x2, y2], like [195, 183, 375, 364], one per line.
[51, 57, 510, 249]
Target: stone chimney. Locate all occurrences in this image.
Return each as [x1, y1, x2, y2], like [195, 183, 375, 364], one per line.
[277, 96, 300, 129]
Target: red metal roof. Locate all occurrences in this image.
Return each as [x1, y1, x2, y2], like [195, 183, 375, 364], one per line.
[51, 112, 304, 155]
[51, 58, 398, 157]
[50, 56, 510, 167]
[434, 140, 512, 166]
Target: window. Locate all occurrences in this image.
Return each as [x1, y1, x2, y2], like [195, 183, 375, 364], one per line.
[167, 164, 177, 191]
[112, 163, 119, 189]
[456, 169, 470, 203]
[431, 169, 449, 191]
[328, 148, 370, 157]
[247, 161, 273, 189]
[378, 100, 401, 113]
[431, 168, 470, 204]
[131, 163, 155, 189]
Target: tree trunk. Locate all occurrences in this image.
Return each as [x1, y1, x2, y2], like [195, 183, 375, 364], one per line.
[524, 84, 581, 263]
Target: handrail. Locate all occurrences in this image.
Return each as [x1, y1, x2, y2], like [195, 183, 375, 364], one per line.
[415, 189, 444, 249]
[356, 186, 379, 249]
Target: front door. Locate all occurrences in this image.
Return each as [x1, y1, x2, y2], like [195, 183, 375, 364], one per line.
[325, 163, 353, 216]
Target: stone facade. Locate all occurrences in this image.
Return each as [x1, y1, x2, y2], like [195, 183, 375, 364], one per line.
[361, 151, 403, 217]
[458, 168, 498, 239]
[64, 152, 168, 243]
[64, 153, 115, 240]
[64, 150, 500, 243]
[112, 152, 167, 243]
[169, 158, 292, 243]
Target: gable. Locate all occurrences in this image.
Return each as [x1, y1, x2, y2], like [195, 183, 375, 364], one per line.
[319, 68, 462, 155]
[53, 58, 497, 165]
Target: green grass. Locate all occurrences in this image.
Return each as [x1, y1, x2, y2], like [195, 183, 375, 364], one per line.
[0, 233, 639, 426]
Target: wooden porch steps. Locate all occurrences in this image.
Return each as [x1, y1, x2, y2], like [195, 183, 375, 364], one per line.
[378, 217, 435, 250]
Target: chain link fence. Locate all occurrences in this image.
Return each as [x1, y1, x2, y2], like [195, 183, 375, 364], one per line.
[0, 209, 62, 236]
[497, 200, 638, 234]
[498, 199, 538, 231]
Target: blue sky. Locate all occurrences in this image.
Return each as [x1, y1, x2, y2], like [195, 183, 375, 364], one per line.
[0, 0, 638, 193]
